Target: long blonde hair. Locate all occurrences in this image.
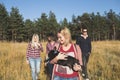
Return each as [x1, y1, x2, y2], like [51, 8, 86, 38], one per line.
[59, 27, 72, 46]
[31, 34, 39, 49]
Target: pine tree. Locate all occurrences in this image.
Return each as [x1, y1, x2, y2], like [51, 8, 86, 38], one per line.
[8, 7, 24, 42]
[0, 3, 9, 41]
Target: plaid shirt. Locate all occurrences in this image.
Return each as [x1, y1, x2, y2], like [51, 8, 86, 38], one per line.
[26, 42, 43, 60]
[46, 42, 56, 54]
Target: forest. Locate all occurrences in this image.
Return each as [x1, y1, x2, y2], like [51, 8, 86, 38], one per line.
[0, 3, 120, 42]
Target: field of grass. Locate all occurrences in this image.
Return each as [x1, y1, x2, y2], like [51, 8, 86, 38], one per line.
[0, 41, 120, 80]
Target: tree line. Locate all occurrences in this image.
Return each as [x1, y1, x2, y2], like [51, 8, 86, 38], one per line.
[0, 3, 120, 42]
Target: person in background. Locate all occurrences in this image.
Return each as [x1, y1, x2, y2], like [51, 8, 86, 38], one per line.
[51, 27, 83, 80]
[76, 28, 92, 80]
[26, 34, 43, 80]
[45, 33, 58, 80]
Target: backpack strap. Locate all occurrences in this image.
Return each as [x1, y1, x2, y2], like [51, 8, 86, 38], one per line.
[73, 43, 83, 65]
[73, 43, 78, 60]
[74, 44, 78, 53]
[57, 43, 61, 50]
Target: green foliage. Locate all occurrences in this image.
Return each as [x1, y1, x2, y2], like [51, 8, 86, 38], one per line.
[8, 7, 24, 42]
[0, 3, 120, 42]
[0, 3, 9, 40]
[24, 19, 34, 41]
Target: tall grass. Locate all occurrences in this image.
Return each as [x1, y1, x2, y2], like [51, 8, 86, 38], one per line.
[88, 41, 120, 80]
[0, 41, 120, 80]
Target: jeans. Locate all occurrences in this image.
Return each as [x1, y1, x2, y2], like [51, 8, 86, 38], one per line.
[53, 75, 78, 80]
[82, 53, 90, 78]
[47, 62, 54, 79]
[29, 58, 41, 80]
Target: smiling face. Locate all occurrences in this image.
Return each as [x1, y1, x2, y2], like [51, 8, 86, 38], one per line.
[57, 33, 65, 45]
[34, 36, 37, 42]
[57, 27, 72, 46]
[32, 34, 39, 43]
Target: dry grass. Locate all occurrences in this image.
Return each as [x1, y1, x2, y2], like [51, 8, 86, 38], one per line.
[0, 41, 120, 80]
[88, 41, 120, 80]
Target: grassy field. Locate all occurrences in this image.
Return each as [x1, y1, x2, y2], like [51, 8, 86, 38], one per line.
[0, 41, 120, 80]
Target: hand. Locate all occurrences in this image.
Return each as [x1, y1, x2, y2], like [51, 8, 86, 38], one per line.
[73, 63, 81, 71]
[26, 60, 29, 64]
[56, 53, 67, 60]
[37, 43, 40, 46]
[44, 62, 48, 66]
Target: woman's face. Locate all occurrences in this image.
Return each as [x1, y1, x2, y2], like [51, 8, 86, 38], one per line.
[34, 36, 37, 42]
[57, 33, 65, 44]
[48, 37, 51, 41]
[47, 36, 53, 42]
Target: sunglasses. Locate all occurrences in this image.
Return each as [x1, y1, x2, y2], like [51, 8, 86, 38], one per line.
[83, 31, 87, 32]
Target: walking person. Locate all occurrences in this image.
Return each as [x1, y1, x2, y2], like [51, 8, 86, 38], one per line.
[26, 34, 43, 80]
[45, 33, 58, 80]
[76, 28, 92, 80]
[50, 27, 83, 80]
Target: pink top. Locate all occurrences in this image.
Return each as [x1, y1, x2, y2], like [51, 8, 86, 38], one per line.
[46, 42, 56, 54]
[52, 44, 83, 79]
[26, 42, 43, 60]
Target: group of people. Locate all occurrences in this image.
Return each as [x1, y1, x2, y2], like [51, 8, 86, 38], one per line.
[26, 27, 92, 80]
